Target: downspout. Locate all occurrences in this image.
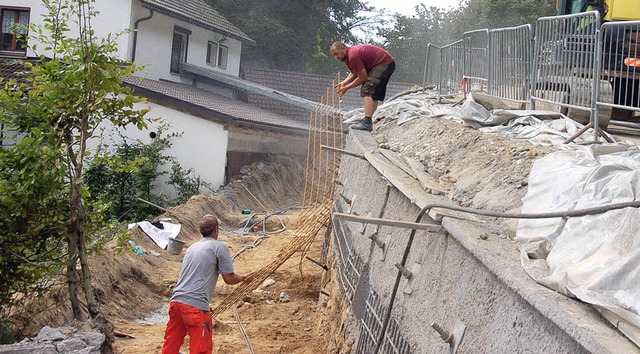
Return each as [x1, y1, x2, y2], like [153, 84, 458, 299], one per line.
[132, 9, 154, 63]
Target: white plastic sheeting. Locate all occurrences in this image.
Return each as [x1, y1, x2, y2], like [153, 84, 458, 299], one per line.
[454, 92, 598, 146]
[450, 92, 640, 347]
[343, 91, 443, 126]
[127, 220, 182, 250]
[517, 144, 640, 347]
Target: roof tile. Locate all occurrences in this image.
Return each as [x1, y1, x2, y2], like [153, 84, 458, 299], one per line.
[242, 67, 416, 120]
[139, 0, 254, 44]
[123, 76, 308, 132]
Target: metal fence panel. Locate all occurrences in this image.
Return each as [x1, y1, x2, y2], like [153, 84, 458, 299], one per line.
[439, 40, 465, 96]
[463, 29, 489, 92]
[531, 11, 601, 119]
[423, 43, 442, 87]
[488, 24, 533, 103]
[596, 20, 640, 126]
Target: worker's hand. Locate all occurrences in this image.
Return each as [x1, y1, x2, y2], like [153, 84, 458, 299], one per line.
[242, 272, 256, 283]
[337, 85, 349, 97]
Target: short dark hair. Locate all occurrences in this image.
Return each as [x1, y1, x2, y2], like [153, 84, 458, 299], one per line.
[199, 214, 219, 237]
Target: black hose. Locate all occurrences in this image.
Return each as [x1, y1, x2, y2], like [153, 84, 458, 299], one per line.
[424, 200, 640, 220]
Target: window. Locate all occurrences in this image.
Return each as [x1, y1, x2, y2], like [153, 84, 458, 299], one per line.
[217, 45, 228, 69]
[206, 41, 218, 67]
[170, 26, 191, 73]
[0, 8, 29, 53]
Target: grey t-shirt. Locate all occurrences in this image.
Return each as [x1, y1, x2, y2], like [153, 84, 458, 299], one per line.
[170, 237, 235, 310]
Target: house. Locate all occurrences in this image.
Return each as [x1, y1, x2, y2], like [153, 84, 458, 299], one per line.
[1, 0, 310, 197]
[1, 0, 415, 198]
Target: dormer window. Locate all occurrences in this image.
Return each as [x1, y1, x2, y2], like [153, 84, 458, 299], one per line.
[206, 41, 218, 66]
[217, 45, 228, 69]
[0, 8, 29, 54]
[170, 26, 191, 74]
[206, 41, 228, 70]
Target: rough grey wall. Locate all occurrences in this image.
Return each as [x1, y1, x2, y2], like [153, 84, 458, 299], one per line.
[227, 126, 307, 155]
[330, 131, 639, 354]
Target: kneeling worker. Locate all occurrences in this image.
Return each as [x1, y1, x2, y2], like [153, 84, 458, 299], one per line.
[330, 41, 396, 132]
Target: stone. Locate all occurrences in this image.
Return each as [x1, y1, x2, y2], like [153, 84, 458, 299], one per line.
[36, 326, 66, 342]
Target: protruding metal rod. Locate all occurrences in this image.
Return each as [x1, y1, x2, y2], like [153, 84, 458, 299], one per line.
[334, 212, 438, 231]
[321, 144, 365, 160]
[431, 322, 453, 344]
[563, 122, 592, 144]
[339, 192, 352, 204]
[305, 256, 328, 271]
[394, 263, 413, 279]
[368, 232, 385, 249]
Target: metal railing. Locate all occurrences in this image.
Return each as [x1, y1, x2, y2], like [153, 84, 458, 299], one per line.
[488, 24, 533, 103]
[530, 11, 601, 131]
[596, 20, 640, 129]
[439, 40, 465, 96]
[463, 29, 489, 93]
[423, 10, 640, 141]
[422, 43, 441, 88]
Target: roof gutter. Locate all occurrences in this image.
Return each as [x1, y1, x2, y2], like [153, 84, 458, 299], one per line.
[132, 9, 154, 63]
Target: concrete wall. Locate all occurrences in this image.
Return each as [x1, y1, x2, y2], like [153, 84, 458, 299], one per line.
[225, 125, 307, 181]
[327, 131, 639, 354]
[227, 126, 307, 155]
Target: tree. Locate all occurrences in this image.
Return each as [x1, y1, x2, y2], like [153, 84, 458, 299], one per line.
[210, 0, 373, 75]
[453, 0, 556, 34]
[380, 6, 459, 82]
[0, 0, 149, 350]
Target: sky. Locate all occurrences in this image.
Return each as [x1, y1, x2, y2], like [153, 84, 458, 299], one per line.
[366, 0, 460, 17]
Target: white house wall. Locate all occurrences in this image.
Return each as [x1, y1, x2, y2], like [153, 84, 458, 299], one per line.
[88, 101, 228, 199]
[11, 1, 243, 81]
[131, 1, 242, 82]
[9, 0, 134, 61]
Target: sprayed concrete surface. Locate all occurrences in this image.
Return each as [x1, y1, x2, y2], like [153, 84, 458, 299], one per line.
[326, 129, 639, 353]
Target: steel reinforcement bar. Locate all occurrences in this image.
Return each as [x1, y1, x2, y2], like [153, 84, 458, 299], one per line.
[211, 75, 345, 317]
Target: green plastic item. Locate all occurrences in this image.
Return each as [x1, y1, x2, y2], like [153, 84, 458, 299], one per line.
[241, 209, 251, 215]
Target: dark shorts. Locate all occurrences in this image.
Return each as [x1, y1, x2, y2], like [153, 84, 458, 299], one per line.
[361, 61, 396, 101]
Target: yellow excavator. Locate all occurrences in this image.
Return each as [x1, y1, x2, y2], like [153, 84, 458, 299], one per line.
[557, 0, 640, 123]
[557, 0, 640, 21]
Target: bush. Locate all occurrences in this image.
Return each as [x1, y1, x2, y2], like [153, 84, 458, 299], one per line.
[0, 322, 15, 344]
[86, 125, 212, 222]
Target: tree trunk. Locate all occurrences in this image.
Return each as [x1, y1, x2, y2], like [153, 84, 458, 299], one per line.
[66, 231, 82, 320]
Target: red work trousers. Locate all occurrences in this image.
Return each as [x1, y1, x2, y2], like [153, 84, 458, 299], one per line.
[162, 301, 213, 354]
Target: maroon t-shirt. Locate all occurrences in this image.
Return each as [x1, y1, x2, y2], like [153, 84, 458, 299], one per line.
[345, 44, 394, 74]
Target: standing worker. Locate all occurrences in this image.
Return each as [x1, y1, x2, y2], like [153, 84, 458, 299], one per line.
[330, 41, 396, 132]
[162, 214, 254, 354]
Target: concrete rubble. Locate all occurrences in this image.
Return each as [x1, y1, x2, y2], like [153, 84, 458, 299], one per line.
[0, 324, 104, 354]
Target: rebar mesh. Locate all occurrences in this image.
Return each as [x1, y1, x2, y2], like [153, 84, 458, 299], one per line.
[211, 75, 345, 317]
